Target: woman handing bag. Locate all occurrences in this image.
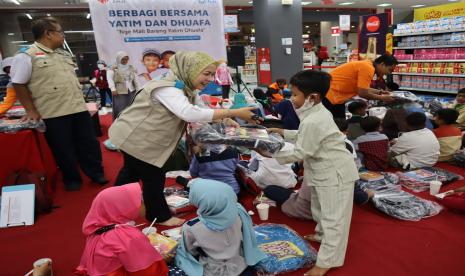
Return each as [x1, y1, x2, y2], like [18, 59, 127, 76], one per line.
[109, 51, 258, 227]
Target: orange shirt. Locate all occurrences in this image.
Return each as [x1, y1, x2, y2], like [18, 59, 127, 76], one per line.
[326, 60, 375, 105]
[0, 86, 17, 114]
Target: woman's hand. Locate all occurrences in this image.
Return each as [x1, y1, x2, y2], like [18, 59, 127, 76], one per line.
[111, 90, 118, 96]
[233, 107, 261, 124]
[267, 128, 284, 136]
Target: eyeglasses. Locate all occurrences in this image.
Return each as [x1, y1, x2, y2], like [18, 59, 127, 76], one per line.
[48, 30, 65, 36]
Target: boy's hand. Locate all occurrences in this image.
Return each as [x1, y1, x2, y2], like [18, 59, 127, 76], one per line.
[267, 128, 284, 136]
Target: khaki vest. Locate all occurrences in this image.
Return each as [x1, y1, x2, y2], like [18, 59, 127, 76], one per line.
[109, 82, 195, 167]
[114, 65, 138, 94]
[24, 42, 86, 119]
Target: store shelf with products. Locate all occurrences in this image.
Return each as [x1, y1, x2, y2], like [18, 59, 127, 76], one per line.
[393, 28, 465, 37]
[392, 72, 465, 78]
[394, 45, 465, 50]
[392, 16, 465, 95]
[240, 58, 257, 84]
[398, 59, 465, 63]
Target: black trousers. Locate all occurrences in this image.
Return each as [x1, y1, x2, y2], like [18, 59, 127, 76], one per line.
[322, 97, 346, 119]
[222, 85, 231, 99]
[263, 185, 294, 205]
[98, 87, 112, 107]
[114, 151, 172, 222]
[43, 111, 104, 187]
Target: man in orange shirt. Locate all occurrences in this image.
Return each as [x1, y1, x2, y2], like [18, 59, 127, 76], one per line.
[323, 54, 398, 118]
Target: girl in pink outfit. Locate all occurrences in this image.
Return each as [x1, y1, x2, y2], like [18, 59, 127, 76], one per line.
[76, 183, 169, 276]
[215, 62, 234, 99]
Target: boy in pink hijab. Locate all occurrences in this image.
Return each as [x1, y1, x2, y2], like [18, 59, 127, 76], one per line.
[75, 183, 169, 276]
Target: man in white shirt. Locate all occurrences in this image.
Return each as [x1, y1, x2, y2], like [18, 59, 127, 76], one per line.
[389, 112, 440, 169]
[11, 17, 107, 191]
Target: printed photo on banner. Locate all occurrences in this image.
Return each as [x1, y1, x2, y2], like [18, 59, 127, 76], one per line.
[88, 0, 226, 85]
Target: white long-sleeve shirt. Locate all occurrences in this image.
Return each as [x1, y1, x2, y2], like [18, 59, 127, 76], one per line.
[150, 86, 214, 122]
[389, 128, 440, 168]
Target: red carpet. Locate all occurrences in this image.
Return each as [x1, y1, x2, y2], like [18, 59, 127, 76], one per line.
[1, 114, 465, 276]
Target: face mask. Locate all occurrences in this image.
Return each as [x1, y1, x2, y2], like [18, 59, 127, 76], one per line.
[97, 64, 105, 70]
[294, 97, 315, 117]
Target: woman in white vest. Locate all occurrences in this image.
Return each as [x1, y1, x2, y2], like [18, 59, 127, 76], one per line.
[107, 51, 139, 120]
[109, 51, 258, 226]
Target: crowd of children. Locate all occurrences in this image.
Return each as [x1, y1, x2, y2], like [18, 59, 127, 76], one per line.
[71, 50, 465, 276]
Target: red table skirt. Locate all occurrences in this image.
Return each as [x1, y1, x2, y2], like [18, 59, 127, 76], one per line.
[0, 130, 57, 188]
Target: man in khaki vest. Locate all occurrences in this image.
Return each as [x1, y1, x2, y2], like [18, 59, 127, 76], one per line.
[11, 17, 107, 191]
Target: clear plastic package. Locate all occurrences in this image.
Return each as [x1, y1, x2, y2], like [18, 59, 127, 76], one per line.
[0, 118, 46, 133]
[191, 123, 285, 155]
[254, 223, 317, 274]
[357, 172, 443, 221]
[4, 107, 26, 118]
[372, 190, 443, 221]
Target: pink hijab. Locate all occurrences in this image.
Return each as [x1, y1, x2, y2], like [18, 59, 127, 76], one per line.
[76, 183, 163, 276]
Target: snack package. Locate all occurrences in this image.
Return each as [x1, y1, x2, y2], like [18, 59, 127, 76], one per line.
[254, 224, 317, 274]
[147, 233, 178, 256]
[0, 119, 46, 133]
[396, 167, 462, 192]
[191, 122, 285, 155]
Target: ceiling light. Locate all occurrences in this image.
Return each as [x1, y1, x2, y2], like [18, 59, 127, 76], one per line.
[316, 9, 320, 11]
[238, 8, 242, 11]
[47, 13, 51, 16]
[26, 13, 32, 20]
[248, 1, 253, 3]
[411, 4, 425, 7]
[448, 0, 458, 2]
[305, 25, 309, 28]
[11, 0, 21, 5]
[86, 13, 91, 19]
[10, 40, 28, 44]
[351, 25, 355, 28]
[8, 33, 15, 36]
[377, 3, 392, 7]
[338, 2, 354, 5]
[301, 1, 312, 5]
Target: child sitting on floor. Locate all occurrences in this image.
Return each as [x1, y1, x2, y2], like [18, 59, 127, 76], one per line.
[76, 183, 175, 276]
[389, 112, 440, 169]
[266, 70, 359, 276]
[353, 116, 389, 171]
[347, 100, 368, 140]
[245, 142, 297, 190]
[453, 88, 465, 129]
[433, 108, 462, 162]
[175, 179, 266, 276]
[189, 144, 240, 194]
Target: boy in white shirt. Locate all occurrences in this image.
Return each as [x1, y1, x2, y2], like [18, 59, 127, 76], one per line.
[246, 142, 297, 189]
[389, 112, 440, 169]
[265, 70, 359, 276]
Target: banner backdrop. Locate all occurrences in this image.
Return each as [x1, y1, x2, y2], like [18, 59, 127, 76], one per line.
[358, 13, 388, 60]
[89, 0, 226, 84]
